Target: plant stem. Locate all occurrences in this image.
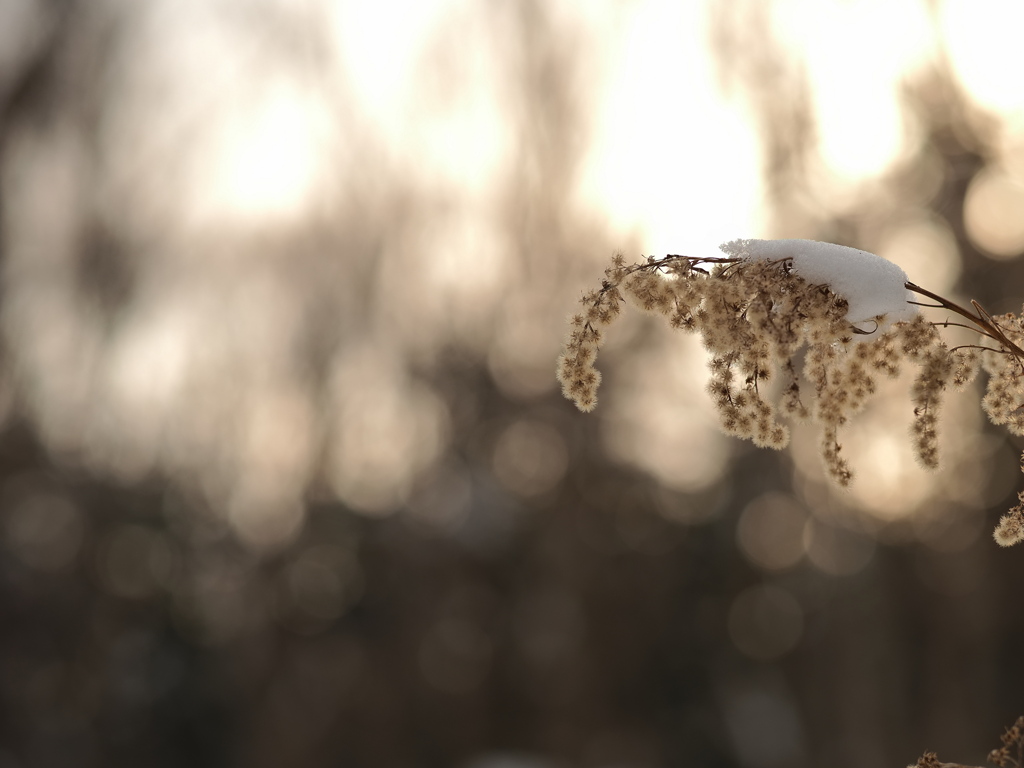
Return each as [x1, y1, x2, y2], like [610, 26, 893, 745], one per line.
[905, 281, 1024, 361]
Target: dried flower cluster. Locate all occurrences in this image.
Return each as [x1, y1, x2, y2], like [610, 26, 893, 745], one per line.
[988, 716, 1024, 768]
[558, 242, 1024, 546]
[912, 752, 943, 768]
[910, 715, 1024, 768]
[980, 315, 1024, 545]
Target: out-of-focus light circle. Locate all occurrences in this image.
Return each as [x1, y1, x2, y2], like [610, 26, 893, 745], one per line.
[604, 337, 731, 495]
[844, 422, 929, 519]
[736, 492, 807, 572]
[328, 352, 450, 516]
[877, 216, 960, 293]
[802, 518, 874, 576]
[963, 167, 1024, 259]
[491, 420, 568, 498]
[727, 584, 803, 661]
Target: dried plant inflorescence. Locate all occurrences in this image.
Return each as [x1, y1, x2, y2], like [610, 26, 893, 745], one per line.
[909, 715, 1024, 768]
[988, 716, 1024, 768]
[557, 239, 1024, 546]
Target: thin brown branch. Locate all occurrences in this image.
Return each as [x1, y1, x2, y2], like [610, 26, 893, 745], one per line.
[906, 282, 1024, 360]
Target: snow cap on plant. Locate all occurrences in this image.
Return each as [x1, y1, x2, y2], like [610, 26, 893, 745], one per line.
[720, 239, 918, 336]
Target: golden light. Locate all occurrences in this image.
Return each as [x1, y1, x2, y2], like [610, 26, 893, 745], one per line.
[329, 0, 510, 196]
[577, 0, 762, 254]
[846, 428, 929, 520]
[326, 346, 450, 517]
[603, 334, 731, 494]
[877, 216, 961, 294]
[773, 0, 931, 184]
[941, 0, 1024, 118]
[963, 167, 1024, 259]
[198, 79, 332, 223]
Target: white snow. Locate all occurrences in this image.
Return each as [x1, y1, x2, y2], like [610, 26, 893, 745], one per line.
[720, 238, 917, 336]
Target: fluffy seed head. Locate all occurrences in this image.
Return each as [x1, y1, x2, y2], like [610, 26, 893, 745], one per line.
[558, 245, 1024, 546]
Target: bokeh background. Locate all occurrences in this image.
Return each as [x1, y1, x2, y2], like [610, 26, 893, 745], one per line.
[1, 0, 1024, 766]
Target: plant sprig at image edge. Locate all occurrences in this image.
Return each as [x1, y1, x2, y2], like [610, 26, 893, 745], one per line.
[557, 239, 1024, 547]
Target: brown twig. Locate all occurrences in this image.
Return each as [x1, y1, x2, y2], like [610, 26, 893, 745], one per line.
[906, 282, 1024, 361]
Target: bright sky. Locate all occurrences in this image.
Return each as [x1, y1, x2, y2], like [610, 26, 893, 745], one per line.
[176, 0, 1024, 254]
[575, 0, 763, 256]
[198, 0, 1024, 254]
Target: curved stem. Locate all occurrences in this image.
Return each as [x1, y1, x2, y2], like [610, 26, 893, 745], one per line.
[905, 282, 1024, 361]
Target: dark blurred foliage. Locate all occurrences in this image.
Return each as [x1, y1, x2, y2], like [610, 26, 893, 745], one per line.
[0, 2, 1022, 768]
